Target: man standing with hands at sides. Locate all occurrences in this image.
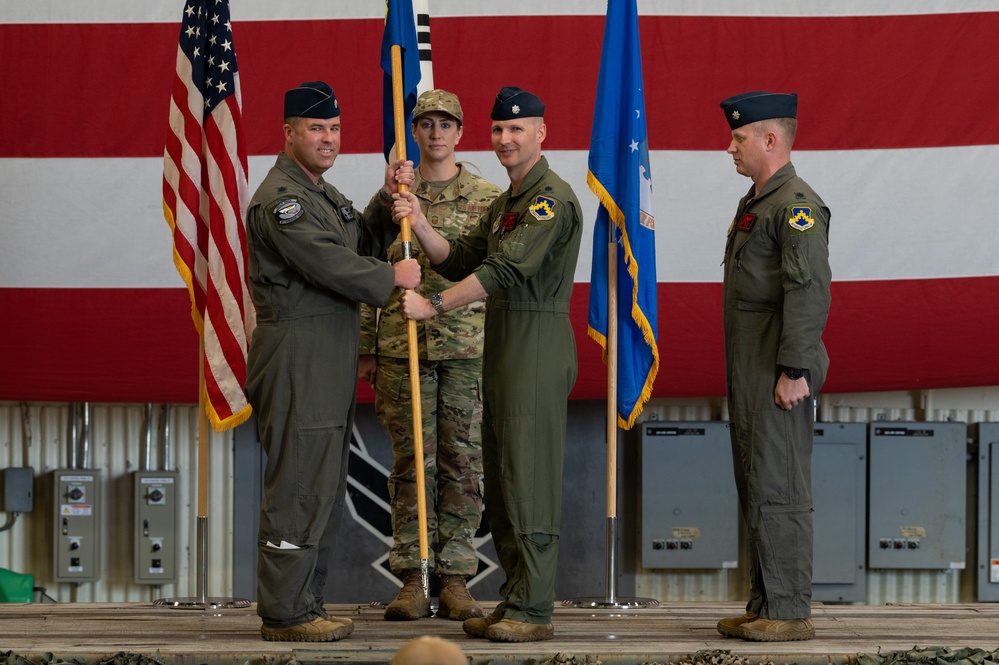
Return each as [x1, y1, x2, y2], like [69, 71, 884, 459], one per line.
[244, 80, 420, 643]
[393, 86, 582, 643]
[715, 91, 831, 643]
[358, 89, 501, 622]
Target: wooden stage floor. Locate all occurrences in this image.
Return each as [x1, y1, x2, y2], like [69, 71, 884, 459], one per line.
[2, 601, 999, 665]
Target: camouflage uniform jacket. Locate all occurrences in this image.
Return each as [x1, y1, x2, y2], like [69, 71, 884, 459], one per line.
[359, 164, 501, 360]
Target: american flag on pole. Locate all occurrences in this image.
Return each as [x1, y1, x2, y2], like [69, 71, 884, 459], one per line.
[162, 0, 255, 432]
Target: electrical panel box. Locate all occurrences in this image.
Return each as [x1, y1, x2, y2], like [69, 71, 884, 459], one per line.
[53, 469, 102, 582]
[2, 467, 34, 513]
[975, 423, 999, 601]
[812, 423, 867, 602]
[867, 422, 966, 570]
[134, 471, 181, 585]
[640, 421, 738, 569]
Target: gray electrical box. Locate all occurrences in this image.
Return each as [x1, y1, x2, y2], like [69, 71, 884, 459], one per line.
[134, 471, 181, 585]
[53, 469, 102, 582]
[2, 467, 34, 513]
[868, 422, 966, 570]
[812, 423, 867, 602]
[640, 421, 738, 569]
[975, 423, 999, 601]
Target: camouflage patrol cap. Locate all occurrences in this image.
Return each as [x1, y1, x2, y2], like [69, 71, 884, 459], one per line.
[491, 86, 544, 120]
[413, 89, 463, 125]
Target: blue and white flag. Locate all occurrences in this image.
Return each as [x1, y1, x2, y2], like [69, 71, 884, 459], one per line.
[587, 0, 659, 430]
[380, 0, 421, 165]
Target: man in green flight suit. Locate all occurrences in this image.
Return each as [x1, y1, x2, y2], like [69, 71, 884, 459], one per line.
[393, 86, 582, 643]
[715, 91, 831, 642]
[244, 81, 420, 642]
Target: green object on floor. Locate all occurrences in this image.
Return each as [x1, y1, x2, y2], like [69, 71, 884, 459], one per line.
[0, 567, 33, 603]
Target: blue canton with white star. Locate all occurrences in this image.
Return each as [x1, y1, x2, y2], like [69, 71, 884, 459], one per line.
[179, 0, 238, 118]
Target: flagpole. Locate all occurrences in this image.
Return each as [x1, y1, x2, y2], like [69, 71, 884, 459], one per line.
[391, 43, 431, 603]
[154, 336, 249, 610]
[604, 241, 620, 605]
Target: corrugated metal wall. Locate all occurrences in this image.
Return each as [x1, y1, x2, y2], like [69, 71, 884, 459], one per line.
[0, 402, 236, 602]
[2, 387, 997, 605]
[632, 389, 999, 605]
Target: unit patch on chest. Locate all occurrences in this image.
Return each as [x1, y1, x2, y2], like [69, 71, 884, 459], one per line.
[274, 199, 304, 224]
[788, 206, 815, 232]
[737, 212, 757, 232]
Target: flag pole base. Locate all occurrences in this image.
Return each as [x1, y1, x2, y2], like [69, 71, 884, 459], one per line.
[561, 596, 659, 610]
[560, 518, 660, 610]
[153, 597, 251, 610]
[153, 515, 250, 610]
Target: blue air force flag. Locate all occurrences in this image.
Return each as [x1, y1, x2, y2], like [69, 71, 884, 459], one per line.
[380, 0, 422, 165]
[587, 0, 660, 430]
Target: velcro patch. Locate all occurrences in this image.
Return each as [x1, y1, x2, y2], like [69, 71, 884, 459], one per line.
[737, 212, 756, 232]
[501, 212, 519, 231]
[274, 199, 303, 224]
[529, 196, 556, 221]
[788, 206, 815, 232]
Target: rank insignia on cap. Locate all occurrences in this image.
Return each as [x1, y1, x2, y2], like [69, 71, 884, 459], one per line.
[274, 199, 303, 224]
[732, 110, 741, 121]
[788, 206, 815, 232]
[529, 196, 556, 221]
[512, 104, 521, 115]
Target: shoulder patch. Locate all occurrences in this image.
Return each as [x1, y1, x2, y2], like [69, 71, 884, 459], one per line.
[529, 195, 556, 221]
[788, 206, 815, 232]
[274, 199, 304, 224]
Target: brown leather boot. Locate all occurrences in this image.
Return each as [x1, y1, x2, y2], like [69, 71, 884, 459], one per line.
[437, 574, 484, 620]
[384, 570, 431, 621]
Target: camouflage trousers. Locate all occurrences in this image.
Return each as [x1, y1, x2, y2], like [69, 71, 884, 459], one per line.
[374, 356, 484, 576]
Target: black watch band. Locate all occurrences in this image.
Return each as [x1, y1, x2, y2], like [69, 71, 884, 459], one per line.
[780, 366, 804, 380]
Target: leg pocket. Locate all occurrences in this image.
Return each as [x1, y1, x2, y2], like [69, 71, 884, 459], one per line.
[297, 422, 349, 499]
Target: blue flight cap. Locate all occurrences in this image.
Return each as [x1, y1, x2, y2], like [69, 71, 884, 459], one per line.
[284, 81, 339, 119]
[491, 86, 545, 121]
[720, 91, 797, 129]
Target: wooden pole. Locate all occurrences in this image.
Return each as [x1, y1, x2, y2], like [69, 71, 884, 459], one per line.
[605, 241, 619, 603]
[390, 44, 430, 598]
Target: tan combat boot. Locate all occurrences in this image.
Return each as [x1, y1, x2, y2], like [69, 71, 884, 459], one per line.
[384, 570, 431, 621]
[437, 574, 484, 620]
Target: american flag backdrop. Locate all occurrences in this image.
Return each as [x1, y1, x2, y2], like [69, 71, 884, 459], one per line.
[1, 1, 998, 405]
[161, 0, 254, 431]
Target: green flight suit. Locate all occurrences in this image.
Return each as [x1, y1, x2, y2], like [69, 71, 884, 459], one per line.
[434, 156, 582, 624]
[722, 161, 831, 620]
[359, 165, 501, 575]
[244, 152, 397, 629]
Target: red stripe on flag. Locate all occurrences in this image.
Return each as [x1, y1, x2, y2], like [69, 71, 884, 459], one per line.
[4, 13, 999, 157]
[3, 279, 996, 403]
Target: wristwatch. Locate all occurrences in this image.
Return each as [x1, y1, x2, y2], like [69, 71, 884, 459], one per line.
[430, 292, 446, 315]
[780, 365, 805, 380]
